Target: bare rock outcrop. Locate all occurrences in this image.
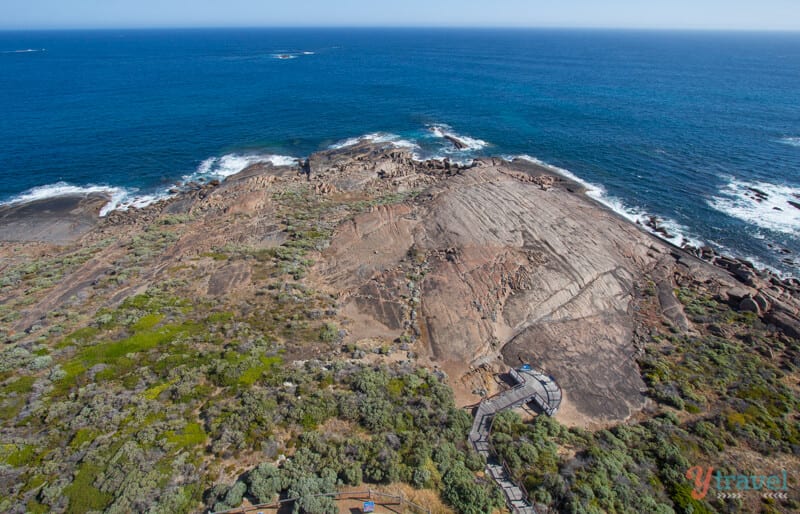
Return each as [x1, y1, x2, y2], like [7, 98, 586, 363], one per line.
[16, 142, 784, 427]
[207, 262, 252, 296]
[318, 158, 676, 424]
[0, 193, 109, 243]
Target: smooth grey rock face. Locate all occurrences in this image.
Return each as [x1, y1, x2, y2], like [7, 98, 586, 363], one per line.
[318, 151, 671, 423]
[418, 168, 656, 421]
[0, 193, 109, 243]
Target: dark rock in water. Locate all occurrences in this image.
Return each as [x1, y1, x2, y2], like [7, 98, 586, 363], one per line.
[690, 245, 717, 260]
[787, 200, 800, 211]
[443, 134, 468, 150]
[773, 206, 783, 211]
[746, 186, 769, 202]
[644, 215, 675, 239]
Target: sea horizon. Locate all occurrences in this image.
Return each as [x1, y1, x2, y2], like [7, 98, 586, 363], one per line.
[2, 26, 800, 32]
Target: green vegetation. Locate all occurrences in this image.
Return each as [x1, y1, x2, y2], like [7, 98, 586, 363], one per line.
[62, 463, 114, 514]
[0, 239, 114, 340]
[641, 287, 800, 454]
[3, 173, 796, 514]
[0, 250, 500, 514]
[488, 284, 800, 513]
[0, 239, 113, 294]
[69, 428, 100, 448]
[1, 443, 38, 467]
[207, 365, 502, 514]
[0, 188, 439, 513]
[164, 422, 207, 450]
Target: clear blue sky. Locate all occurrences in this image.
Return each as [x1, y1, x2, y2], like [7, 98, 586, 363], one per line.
[1, 0, 799, 31]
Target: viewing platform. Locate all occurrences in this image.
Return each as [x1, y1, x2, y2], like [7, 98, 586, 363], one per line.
[469, 364, 562, 514]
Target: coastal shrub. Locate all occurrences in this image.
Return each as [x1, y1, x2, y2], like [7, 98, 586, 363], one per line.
[441, 460, 502, 514]
[319, 322, 339, 343]
[203, 364, 498, 512]
[164, 422, 207, 450]
[62, 463, 113, 514]
[482, 283, 800, 514]
[15, 249, 795, 514]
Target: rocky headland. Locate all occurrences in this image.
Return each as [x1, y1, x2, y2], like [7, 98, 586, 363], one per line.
[3, 142, 798, 427]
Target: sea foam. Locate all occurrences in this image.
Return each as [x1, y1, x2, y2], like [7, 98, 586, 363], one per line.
[512, 154, 703, 248]
[708, 178, 800, 235]
[0, 182, 164, 217]
[329, 133, 418, 150]
[1, 182, 125, 207]
[100, 191, 167, 217]
[427, 124, 489, 152]
[1, 153, 299, 217]
[779, 137, 800, 148]
[1, 48, 45, 54]
[190, 153, 298, 181]
[270, 50, 315, 60]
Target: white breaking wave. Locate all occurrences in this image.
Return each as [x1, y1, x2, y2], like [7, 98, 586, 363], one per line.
[2, 48, 45, 54]
[1, 182, 126, 208]
[190, 153, 298, 181]
[0, 182, 164, 217]
[706, 238, 790, 278]
[100, 192, 167, 217]
[329, 126, 486, 157]
[512, 154, 604, 197]
[779, 137, 800, 148]
[708, 178, 800, 235]
[427, 124, 489, 152]
[329, 133, 418, 150]
[412, 154, 475, 167]
[2, 153, 298, 217]
[271, 51, 315, 60]
[511, 154, 703, 248]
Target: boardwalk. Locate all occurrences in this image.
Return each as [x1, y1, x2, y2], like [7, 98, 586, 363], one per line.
[468, 366, 562, 514]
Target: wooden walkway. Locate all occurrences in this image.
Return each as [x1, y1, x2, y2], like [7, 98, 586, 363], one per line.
[468, 366, 562, 514]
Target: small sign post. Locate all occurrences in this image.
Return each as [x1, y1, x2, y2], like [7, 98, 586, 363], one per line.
[363, 500, 375, 513]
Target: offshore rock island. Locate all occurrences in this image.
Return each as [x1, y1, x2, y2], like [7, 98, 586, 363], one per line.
[0, 143, 798, 513]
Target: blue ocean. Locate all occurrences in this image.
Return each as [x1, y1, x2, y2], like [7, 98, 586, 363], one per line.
[1, 28, 799, 273]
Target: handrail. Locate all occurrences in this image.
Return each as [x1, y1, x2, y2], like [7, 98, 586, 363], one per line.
[469, 366, 562, 514]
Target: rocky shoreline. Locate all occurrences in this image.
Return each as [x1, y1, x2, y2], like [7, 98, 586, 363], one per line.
[2, 142, 800, 425]
[0, 192, 110, 243]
